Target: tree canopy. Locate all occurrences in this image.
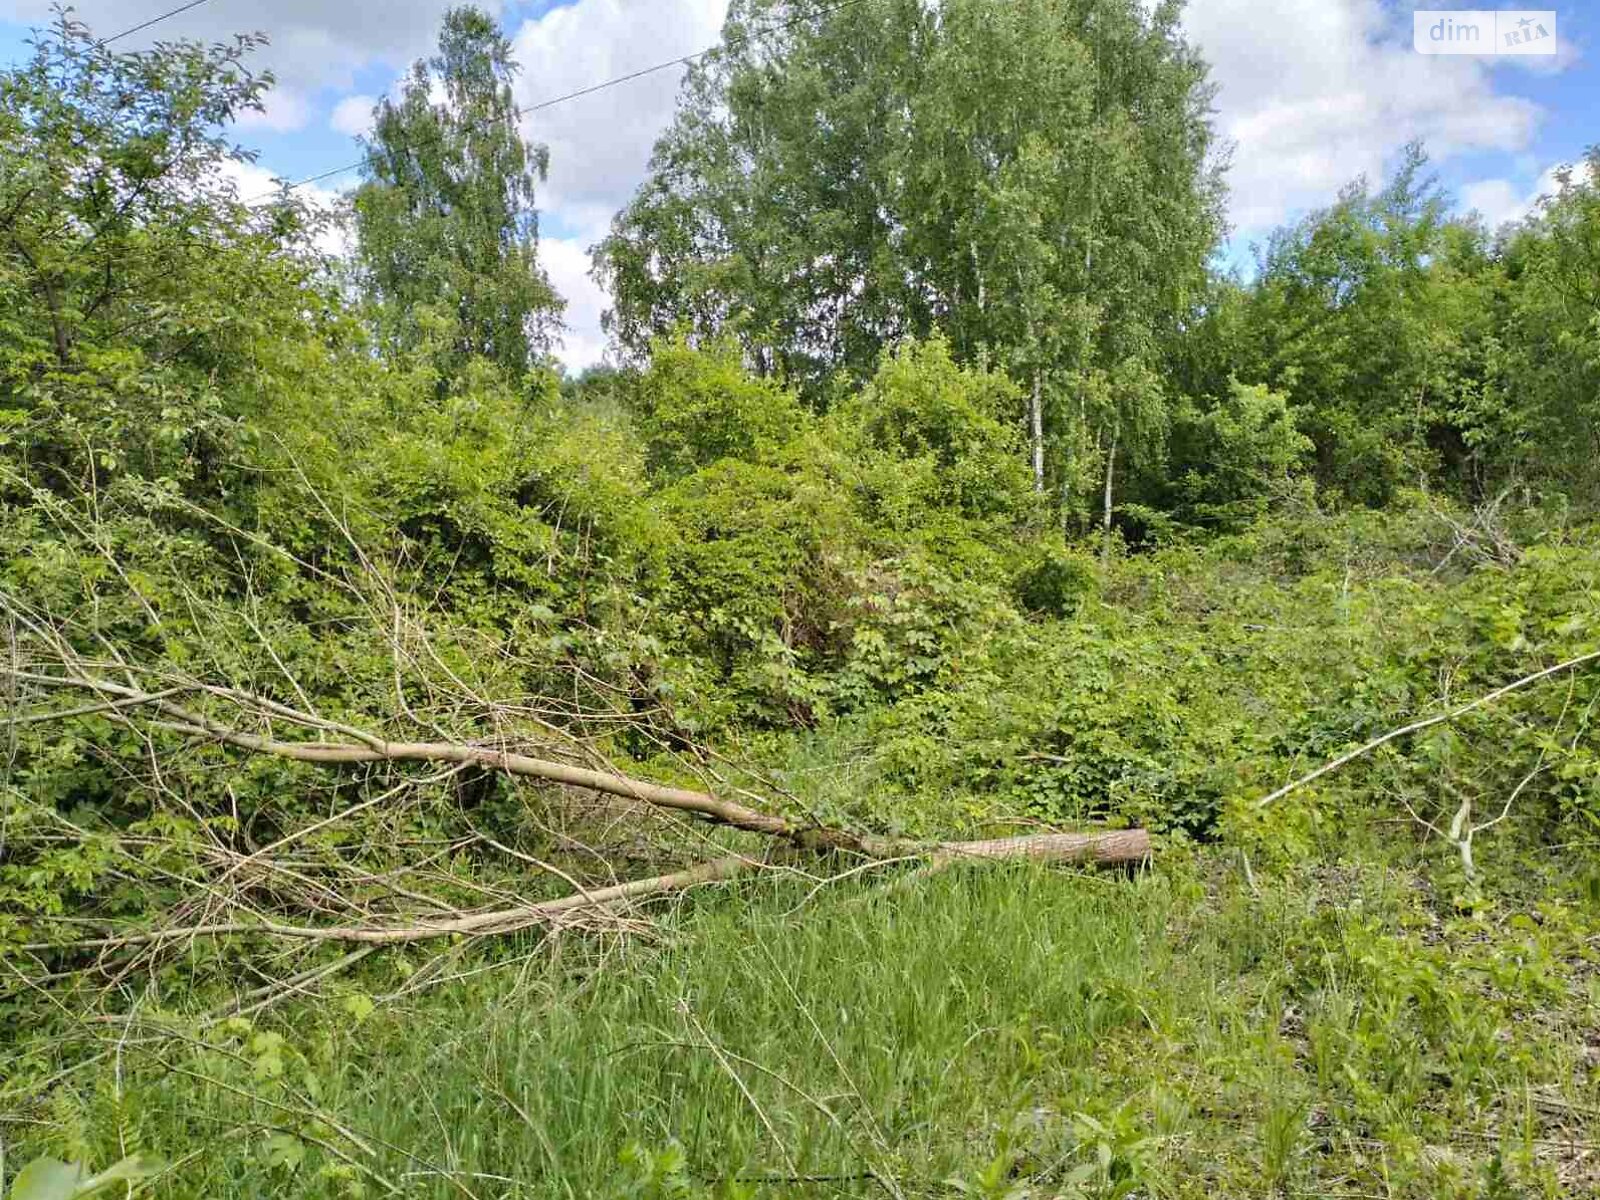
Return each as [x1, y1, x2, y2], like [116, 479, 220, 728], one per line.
[0, 13, 325, 496]
[595, 0, 1224, 524]
[352, 5, 563, 381]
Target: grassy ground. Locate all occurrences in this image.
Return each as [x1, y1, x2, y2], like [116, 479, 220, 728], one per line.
[6, 837, 1599, 1199]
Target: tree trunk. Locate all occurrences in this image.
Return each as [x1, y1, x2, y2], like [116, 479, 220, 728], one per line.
[5, 657, 1153, 971]
[22, 828, 1153, 956]
[936, 829, 1149, 866]
[6, 667, 1155, 870]
[10, 235, 71, 363]
[1101, 425, 1118, 560]
[1030, 368, 1045, 494]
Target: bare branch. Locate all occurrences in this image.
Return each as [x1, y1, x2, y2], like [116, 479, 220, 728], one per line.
[1256, 649, 1600, 809]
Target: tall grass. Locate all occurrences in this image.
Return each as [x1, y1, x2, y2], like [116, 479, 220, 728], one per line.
[9, 852, 1597, 1197]
[17, 866, 1175, 1196]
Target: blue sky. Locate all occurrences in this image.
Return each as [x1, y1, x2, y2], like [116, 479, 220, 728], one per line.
[2, 0, 1593, 365]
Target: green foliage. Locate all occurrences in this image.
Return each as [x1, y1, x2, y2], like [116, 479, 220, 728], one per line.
[351, 5, 562, 378]
[632, 335, 806, 480]
[748, 501, 1600, 841]
[1237, 144, 1469, 503]
[8, 1153, 162, 1200]
[1013, 541, 1099, 617]
[653, 455, 857, 726]
[831, 551, 1020, 718]
[1488, 148, 1600, 502]
[629, 338, 1051, 728]
[597, 0, 1223, 526]
[1188, 143, 1600, 509]
[0, 14, 329, 499]
[838, 336, 1033, 526]
[1166, 378, 1312, 530]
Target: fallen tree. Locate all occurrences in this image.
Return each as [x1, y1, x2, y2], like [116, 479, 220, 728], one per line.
[6, 664, 1150, 864]
[1, 593, 1147, 1003]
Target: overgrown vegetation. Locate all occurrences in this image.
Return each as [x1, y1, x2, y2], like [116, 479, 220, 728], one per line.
[2, 4, 1598, 1197]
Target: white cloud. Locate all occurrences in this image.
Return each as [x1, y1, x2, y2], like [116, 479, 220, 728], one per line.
[510, 0, 728, 214]
[1459, 177, 1525, 228]
[542, 234, 611, 371]
[505, 0, 728, 368]
[330, 94, 378, 139]
[1461, 158, 1596, 229]
[235, 85, 313, 133]
[0, 0, 464, 92]
[218, 158, 352, 259]
[1184, 0, 1547, 236]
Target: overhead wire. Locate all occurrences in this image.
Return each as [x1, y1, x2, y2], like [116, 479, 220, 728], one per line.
[102, 0, 219, 46]
[255, 0, 878, 203]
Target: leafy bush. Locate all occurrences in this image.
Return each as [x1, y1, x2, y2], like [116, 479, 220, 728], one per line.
[652, 456, 861, 726]
[1013, 542, 1099, 617]
[834, 337, 1035, 528]
[1167, 379, 1312, 530]
[632, 334, 806, 482]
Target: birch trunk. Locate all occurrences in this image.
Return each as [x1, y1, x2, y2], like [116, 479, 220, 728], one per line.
[1101, 425, 1118, 560]
[1030, 369, 1045, 494]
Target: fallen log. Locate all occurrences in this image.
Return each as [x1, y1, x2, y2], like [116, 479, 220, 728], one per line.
[151, 719, 1149, 867]
[934, 829, 1150, 866]
[5, 664, 1150, 968]
[6, 666, 1150, 866]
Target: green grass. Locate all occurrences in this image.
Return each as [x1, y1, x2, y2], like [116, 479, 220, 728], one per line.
[7, 845, 1599, 1198]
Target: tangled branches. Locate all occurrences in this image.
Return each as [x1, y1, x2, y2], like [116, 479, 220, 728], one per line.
[0, 580, 1147, 1016]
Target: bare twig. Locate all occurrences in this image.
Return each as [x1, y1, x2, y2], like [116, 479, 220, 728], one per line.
[1256, 649, 1600, 809]
[22, 856, 755, 951]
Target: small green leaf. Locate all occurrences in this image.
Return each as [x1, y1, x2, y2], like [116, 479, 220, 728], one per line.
[10, 1158, 82, 1200]
[264, 1133, 305, 1174]
[75, 1153, 165, 1197]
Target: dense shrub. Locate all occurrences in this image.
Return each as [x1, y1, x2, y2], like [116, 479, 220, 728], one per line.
[631, 334, 807, 481]
[1166, 379, 1313, 531]
[1013, 542, 1100, 617]
[833, 337, 1036, 528]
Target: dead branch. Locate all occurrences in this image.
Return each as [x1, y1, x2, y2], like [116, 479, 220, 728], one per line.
[4, 664, 1150, 866]
[21, 856, 755, 952]
[1425, 486, 1524, 574]
[2, 586, 1147, 999]
[1257, 648, 1600, 809]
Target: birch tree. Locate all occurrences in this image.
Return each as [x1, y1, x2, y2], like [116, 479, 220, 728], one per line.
[595, 0, 1222, 524]
[352, 6, 563, 380]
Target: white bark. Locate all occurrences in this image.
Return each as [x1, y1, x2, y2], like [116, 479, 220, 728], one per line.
[1030, 370, 1045, 494]
[1101, 425, 1118, 558]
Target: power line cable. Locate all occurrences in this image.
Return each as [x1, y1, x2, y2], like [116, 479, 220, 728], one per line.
[253, 0, 876, 203]
[102, 0, 219, 46]
[42, 0, 875, 302]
